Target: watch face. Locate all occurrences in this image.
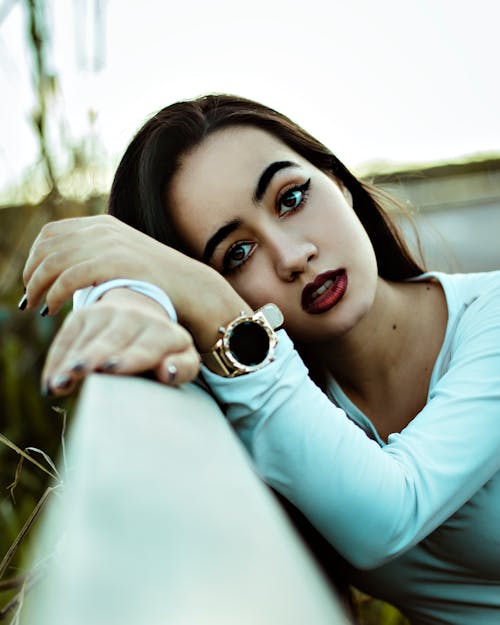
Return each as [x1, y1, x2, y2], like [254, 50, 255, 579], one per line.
[228, 320, 270, 366]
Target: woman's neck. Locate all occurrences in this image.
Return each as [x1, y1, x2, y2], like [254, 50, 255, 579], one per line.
[312, 277, 448, 436]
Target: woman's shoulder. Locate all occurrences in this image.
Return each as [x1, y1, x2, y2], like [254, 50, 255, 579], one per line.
[432, 271, 500, 362]
[414, 269, 500, 314]
[436, 268, 500, 291]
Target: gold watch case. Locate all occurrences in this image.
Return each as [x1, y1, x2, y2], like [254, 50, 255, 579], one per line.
[202, 303, 284, 377]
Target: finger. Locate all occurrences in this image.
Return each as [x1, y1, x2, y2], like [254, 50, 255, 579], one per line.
[42, 304, 136, 387]
[24, 248, 66, 312]
[155, 349, 201, 386]
[43, 259, 124, 316]
[23, 216, 124, 309]
[46, 307, 147, 389]
[71, 313, 145, 372]
[41, 309, 88, 394]
[24, 229, 77, 289]
[25, 246, 110, 313]
[47, 311, 190, 395]
[101, 322, 193, 375]
[23, 216, 108, 285]
[27, 255, 117, 314]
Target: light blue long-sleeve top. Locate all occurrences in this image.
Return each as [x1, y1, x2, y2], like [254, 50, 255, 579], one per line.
[202, 271, 500, 625]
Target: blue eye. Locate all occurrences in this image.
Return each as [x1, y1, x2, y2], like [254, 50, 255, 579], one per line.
[278, 179, 311, 216]
[223, 241, 255, 273]
[280, 190, 302, 212]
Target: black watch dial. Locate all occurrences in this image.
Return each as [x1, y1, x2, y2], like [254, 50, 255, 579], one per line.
[229, 321, 270, 366]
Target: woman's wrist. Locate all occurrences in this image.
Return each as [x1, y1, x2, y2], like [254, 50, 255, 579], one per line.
[99, 287, 174, 318]
[176, 266, 252, 353]
[78, 245, 252, 353]
[84, 278, 178, 321]
[97, 273, 250, 354]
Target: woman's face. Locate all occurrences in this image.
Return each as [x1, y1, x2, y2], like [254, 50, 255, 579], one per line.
[169, 125, 378, 343]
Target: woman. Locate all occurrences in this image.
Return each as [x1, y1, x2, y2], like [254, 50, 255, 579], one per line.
[20, 95, 500, 624]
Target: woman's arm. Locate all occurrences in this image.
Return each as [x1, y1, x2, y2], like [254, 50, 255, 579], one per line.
[23, 217, 500, 568]
[201, 287, 500, 570]
[21, 215, 251, 352]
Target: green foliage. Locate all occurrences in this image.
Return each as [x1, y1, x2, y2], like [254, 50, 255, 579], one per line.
[352, 589, 409, 624]
[0, 228, 73, 617]
[0, 194, 102, 582]
[0, 302, 70, 563]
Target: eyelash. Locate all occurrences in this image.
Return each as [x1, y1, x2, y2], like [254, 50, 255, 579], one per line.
[222, 240, 255, 275]
[222, 178, 312, 275]
[277, 178, 311, 216]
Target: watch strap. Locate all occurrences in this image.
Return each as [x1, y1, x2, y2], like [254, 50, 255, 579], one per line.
[202, 348, 236, 378]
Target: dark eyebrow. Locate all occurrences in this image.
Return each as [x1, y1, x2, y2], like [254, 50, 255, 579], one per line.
[253, 160, 299, 203]
[202, 218, 241, 265]
[202, 160, 299, 265]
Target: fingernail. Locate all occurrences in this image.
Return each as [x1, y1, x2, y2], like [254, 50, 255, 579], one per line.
[69, 361, 87, 373]
[40, 304, 49, 317]
[18, 295, 28, 311]
[51, 373, 72, 389]
[40, 382, 53, 397]
[101, 357, 120, 372]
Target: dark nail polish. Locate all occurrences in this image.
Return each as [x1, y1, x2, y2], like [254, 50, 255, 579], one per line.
[70, 361, 87, 373]
[101, 358, 119, 372]
[40, 304, 49, 317]
[51, 373, 71, 389]
[41, 382, 52, 397]
[18, 295, 28, 311]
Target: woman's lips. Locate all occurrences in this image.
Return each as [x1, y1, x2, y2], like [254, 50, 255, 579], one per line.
[301, 269, 348, 314]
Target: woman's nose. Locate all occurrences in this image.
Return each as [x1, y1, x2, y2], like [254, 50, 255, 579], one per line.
[274, 237, 317, 282]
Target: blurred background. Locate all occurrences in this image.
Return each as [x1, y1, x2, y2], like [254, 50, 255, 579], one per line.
[0, 1, 499, 622]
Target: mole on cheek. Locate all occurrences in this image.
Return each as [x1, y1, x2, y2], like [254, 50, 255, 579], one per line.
[392, 324, 397, 330]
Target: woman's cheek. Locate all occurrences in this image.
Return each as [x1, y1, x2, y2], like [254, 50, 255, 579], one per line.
[227, 271, 277, 311]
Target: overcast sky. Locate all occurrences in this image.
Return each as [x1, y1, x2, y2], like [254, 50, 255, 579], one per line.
[1, 0, 499, 199]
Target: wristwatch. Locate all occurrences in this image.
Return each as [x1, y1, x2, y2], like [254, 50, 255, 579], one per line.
[202, 304, 284, 377]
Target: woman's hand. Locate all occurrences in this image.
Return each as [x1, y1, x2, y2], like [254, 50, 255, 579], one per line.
[42, 289, 200, 396]
[22, 214, 252, 352]
[22, 215, 180, 315]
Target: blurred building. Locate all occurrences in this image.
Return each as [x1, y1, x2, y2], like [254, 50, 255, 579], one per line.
[371, 157, 500, 273]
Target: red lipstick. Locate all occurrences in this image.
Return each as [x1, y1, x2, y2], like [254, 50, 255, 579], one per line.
[301, 269, 348, 314]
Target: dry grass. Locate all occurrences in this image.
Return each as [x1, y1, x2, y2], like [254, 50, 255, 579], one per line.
[0, 413, 64, 623]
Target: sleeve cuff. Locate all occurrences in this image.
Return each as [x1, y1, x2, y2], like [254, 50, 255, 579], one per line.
[72, 279, 178, 322]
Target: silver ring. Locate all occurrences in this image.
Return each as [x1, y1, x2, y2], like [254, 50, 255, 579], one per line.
[166, 363, 178, 383]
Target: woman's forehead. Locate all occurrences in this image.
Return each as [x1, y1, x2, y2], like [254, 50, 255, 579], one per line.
[184, 127, 300, 184]
[168, 126, 307, 248]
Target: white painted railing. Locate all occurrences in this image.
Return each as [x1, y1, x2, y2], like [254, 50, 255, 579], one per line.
[21, 374, 350, 624]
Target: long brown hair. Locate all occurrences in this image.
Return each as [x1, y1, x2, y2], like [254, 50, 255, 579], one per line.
[109, 93, 424, 280]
